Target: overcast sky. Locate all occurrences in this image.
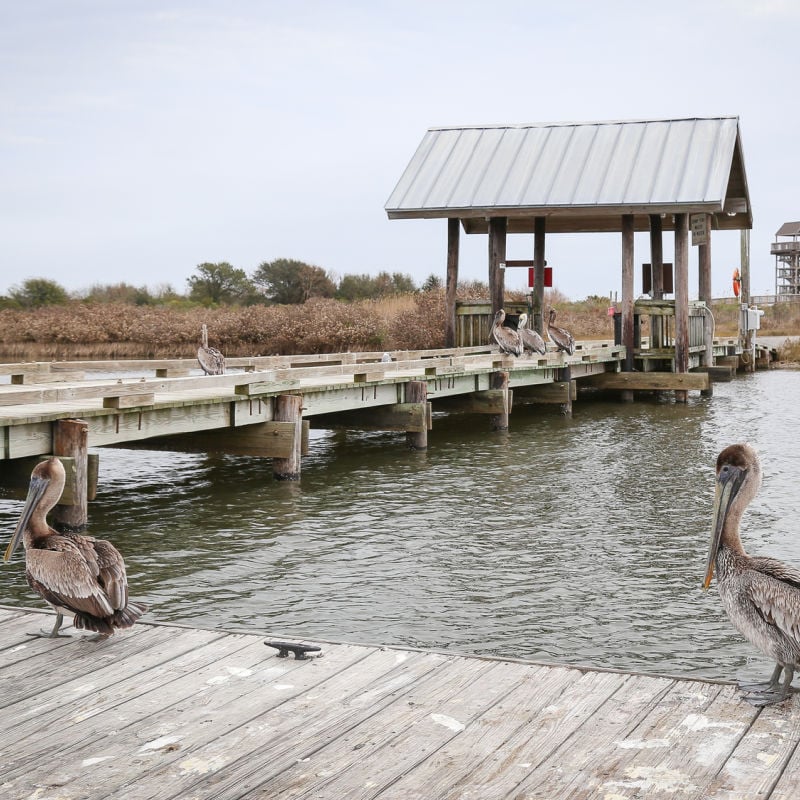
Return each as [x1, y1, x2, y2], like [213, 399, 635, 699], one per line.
[2, 1, 798, 300]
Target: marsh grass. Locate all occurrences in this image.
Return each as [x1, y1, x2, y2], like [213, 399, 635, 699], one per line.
[1, 294, 799, 361]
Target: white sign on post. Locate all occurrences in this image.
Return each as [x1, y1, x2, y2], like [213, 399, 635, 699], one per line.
[690, 214, 708, 246]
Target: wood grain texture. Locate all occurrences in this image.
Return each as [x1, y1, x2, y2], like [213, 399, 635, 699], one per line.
[1, 608, 797, 800]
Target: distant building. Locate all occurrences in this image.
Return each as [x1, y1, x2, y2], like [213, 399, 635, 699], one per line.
[772, 222, 800, 298]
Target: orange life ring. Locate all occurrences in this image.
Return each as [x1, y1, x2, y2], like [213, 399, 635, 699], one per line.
[732, 269, 741, 298]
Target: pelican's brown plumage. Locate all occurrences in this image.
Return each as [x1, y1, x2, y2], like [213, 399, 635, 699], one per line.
[517, 313, 547, 356]
[704, 443, 800, 705]
[546, 308, 575, 355]
[490, 309, 523, 357]
[4, 457, 148, 638]
[198, 323, 225, 375]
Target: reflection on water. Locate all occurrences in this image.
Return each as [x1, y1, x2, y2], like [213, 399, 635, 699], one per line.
[2, 370, 800, 682]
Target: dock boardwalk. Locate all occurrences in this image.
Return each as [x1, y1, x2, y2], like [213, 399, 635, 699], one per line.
[1, 607, 799, 799]
[0, 345, 628, 478]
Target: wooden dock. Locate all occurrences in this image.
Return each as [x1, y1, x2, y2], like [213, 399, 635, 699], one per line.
[1, 606, 798, 799]
[0, 344, 631, 493]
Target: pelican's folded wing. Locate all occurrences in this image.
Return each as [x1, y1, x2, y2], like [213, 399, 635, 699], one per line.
[25, 548, 116, 619]
[745, 566, 800, 647]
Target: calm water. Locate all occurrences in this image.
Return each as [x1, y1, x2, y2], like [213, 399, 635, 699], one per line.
[2, 370, 800, 683]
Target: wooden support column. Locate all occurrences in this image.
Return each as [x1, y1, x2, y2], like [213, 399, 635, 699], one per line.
[649, 214, 665, 349]
[53, 418, 89, 531]
[272, 394, 303, 480]
[649, 215, 664, 300]
[674, 213, 690, 402]
[405, 381, 428, 450]
[445, 218, 459, 348]
[621, 214, 635, 403]
[488, 217, 507, 316]
[533, 216, 546, 334]
[489, 370, 510, 431]
[741, 229, 755, 373]
[698, 213, 714, 375]
[558, 367, 573, 417]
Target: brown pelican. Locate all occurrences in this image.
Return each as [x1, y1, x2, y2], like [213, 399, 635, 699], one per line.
[517, 313, 547, 356]
[704, 443, 800, 705]
[546, 308, 575, 355]
[198, 323, 225, 375]
[3, 457, 148, 638]
[490, 309, 523, 357]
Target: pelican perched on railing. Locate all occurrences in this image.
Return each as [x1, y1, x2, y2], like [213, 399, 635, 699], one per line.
[490, 309, 523, 357]
[3, 457, 148, 639]
[704, 443, 800, 706]
[198, 323, 225, 375]
[517, 313, 547, 356]
[546, 308, 575, 355]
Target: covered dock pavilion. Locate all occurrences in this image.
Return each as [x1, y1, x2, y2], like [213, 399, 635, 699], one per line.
[385, 116, 753, 391]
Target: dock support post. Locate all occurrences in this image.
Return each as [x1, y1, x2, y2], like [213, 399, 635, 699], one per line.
[273, 395, 303, 480]
[674, 213, 690, 402]
[649, 214, 665, 349]
[405, 381, 428, 450]
[698, 213, 713, 395]
[489, 370, 510, 431]
[533, 216, 546, 335]
[697, 214, 714, 374]
[446, 219, 459, 348]
[740, 229, 755, 373]
[558, 368, 573, 416]
[621, 214, 635, 402]
[53, 418, 89, 531]
[488, 217, 507, 316]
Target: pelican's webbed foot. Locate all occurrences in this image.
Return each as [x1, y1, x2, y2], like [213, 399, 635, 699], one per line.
[738, 663, 784, 695]
[739, 664, 797, 706]
[25, 613, 72, 639]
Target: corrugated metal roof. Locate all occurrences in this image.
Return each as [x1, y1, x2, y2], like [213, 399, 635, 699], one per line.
[386, 117, 751, 233]
[776, 222, 800, 237]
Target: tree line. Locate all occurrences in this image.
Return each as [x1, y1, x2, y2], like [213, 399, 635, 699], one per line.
[1, 260, 445, 310]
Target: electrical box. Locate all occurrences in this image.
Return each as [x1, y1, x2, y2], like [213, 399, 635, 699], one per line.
[739, 306, 764, 331]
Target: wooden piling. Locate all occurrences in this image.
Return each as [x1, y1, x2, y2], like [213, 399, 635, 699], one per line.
[53, 418, 89, 531]
[445, 219, 460, 348]
[698, 213, 714, 383]
[674, 213, 690, 402]
[489, 371, 510, 431]
[621, 214, 635, 403]
[649, 214, 665, 353]
[488, 217, 507, 316]
[404, 381, 428, 450]
[533, 216, 546, 334]
[272, 395, 303, 480]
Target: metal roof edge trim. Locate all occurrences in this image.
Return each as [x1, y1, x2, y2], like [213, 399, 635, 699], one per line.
[425, 115, 740, 132]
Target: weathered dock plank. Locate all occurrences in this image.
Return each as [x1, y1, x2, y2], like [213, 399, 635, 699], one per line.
[1, 608, 795, 800]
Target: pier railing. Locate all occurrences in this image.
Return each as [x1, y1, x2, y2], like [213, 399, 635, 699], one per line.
[455, 302, 529, 347]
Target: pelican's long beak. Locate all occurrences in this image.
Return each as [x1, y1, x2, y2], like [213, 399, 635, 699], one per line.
[703, 465, 746, 589]
[3, 474, 50, 562]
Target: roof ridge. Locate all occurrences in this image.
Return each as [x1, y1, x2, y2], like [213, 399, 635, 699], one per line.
[428, 116, 739, 132]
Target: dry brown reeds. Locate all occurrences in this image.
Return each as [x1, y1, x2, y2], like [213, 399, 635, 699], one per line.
[2, 294, 799, 361]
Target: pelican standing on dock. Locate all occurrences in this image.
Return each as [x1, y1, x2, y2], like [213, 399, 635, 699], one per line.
[517, 313, 547, 356]
[3, 457, 148, 639]
[490, 309, 523, 357]
[198, 323, 225, 375]
[704, 443, 800, 705]
[546, 308, 575, 355]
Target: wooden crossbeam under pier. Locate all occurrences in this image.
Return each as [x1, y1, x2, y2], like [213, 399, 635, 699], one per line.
[581, 371, 710, 392]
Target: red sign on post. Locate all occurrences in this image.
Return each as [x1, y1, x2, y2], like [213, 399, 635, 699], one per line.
[528, 267, 553, 288]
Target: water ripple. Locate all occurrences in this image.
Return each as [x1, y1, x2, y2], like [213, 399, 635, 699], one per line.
[1, 371, 800, 682]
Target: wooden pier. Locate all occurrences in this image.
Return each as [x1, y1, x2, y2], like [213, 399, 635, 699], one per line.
[1, 605, 798, 799]
[0, 344, 633, 494]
